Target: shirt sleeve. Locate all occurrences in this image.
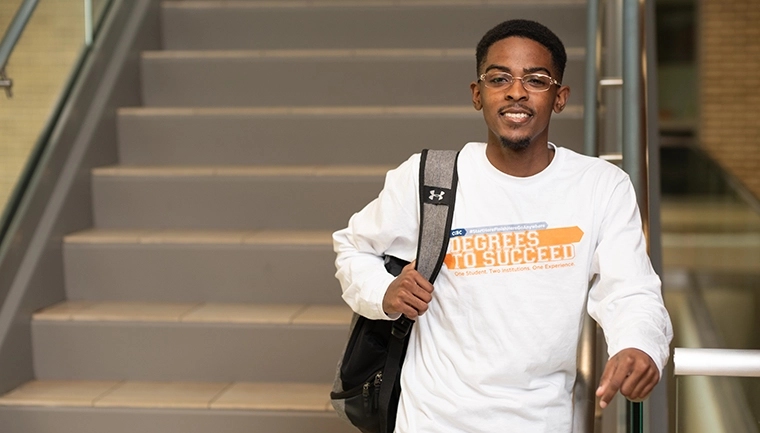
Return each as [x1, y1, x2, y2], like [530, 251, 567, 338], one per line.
[587, 174, 674, 377]
[333, 154, 421, 320]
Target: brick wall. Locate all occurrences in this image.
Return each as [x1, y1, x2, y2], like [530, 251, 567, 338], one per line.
[699, 0, 760, 199]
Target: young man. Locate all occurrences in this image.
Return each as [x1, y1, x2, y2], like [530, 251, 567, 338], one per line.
[333, 19, 672, 432]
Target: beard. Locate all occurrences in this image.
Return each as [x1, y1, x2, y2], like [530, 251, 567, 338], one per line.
[499, 135, 531, 151]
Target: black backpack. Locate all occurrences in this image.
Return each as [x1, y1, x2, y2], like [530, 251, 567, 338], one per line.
[330, 149, 460, 433]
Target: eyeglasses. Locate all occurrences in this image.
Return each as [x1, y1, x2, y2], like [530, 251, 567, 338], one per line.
[478, 71, 561, 92]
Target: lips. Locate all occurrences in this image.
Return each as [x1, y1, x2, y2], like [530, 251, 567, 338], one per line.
[499, 106, 533, 123]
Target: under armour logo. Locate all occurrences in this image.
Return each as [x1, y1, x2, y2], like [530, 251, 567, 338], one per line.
[429, 190, 445, 201]
[423, 186, 452, 205]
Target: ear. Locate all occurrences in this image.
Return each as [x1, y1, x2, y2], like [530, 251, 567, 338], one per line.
[553, 85, 570, 113]
[470, 81, 483, 111]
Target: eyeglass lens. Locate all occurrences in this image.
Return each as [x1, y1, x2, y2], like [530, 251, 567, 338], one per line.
[481, 71, 555, 92]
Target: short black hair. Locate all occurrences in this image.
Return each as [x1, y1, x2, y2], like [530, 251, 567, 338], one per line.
[475, 19, 567, 82]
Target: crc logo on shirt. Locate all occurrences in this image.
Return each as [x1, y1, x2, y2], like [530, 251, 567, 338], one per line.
[423, 187, 452, 205]
[450, 229, 467, 237]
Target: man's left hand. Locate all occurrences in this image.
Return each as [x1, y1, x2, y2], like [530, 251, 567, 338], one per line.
[596, 348, 659, 409]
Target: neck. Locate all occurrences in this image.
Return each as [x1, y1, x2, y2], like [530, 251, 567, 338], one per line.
[486, 141, 554, 177]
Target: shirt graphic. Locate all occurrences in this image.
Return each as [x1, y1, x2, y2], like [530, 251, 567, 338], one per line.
[444, 222, 584, 276]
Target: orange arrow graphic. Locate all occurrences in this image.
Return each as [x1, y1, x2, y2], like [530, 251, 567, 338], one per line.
[536, 226, 584, 246]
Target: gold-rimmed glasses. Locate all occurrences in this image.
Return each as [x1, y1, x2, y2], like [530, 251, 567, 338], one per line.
[478, 71, 561, 92]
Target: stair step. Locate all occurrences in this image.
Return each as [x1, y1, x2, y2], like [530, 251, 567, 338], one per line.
[31, 301, 351, 382]
[91, 165, 387, 230]
[63, 229, 342, 303]
[116, 105, 585, 165]
[161, 1, 587, 50]
[140, 50, 585, 107]
[34, 301, 352, 325]
[0, 380, 333, 411]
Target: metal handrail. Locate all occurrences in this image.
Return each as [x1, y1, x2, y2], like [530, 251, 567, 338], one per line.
[0, 0, 40, 97]
[674, 348, 760, 377]
[573, 2, 605, 431]
[583, 0, 655, 432]
[582, 0, 602, 158]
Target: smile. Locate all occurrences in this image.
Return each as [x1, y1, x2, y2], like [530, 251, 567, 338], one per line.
[502, 112, 530, 120]
[499, 110, 533, 124]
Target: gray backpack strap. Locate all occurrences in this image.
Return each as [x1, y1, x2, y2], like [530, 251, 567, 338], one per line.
[379, 148, 459, 433]
[416, 149, 460, 282]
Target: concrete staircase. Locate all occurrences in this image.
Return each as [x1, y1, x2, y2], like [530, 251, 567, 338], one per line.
[0, 1, 587, 431]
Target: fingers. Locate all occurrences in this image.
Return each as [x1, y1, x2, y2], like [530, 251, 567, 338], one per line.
[596, 358, 623, 409]
[596, 348, 659, 409]
[383, 262, 435, 319]
[624, 365, 658, 401]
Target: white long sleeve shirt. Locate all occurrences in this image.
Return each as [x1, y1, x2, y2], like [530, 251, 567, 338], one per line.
[333, 142, 673, 433]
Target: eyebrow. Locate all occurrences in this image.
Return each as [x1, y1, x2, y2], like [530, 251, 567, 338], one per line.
[483, 65, 553, 76]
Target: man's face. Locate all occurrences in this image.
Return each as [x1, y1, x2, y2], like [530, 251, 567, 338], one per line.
[470, 36, 570, 151]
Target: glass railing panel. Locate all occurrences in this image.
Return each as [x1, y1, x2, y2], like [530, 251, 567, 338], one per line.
[0, 0, 113, 238]
[0, 2, 25, 37]
[661, 140, 760, 432]
[0, 0, 85, 210]
[92, 0, 110, 27]
[676, 376, 760, 433]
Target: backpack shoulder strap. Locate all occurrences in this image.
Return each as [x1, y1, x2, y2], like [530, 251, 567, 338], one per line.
[416, 149, 460, 283]
[378, 149, 460, 433]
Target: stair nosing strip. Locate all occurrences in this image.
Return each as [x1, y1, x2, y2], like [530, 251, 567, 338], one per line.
[117, 105, 482, 116]
[63, 229, 334, 246]
[34, 302, 352, 326]
[117, 105, 582, 117]
[91, 165, 393, 177]
[142, 47, 584, 60]
[0, 380, 337, 411]
[91, 381, 127, 407]
[207, 382, 236, 409]
[142, 48, 474, 59]
[162, 0, 587, 10]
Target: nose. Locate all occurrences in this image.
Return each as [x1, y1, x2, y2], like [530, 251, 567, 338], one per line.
[504, 78, 529, 100]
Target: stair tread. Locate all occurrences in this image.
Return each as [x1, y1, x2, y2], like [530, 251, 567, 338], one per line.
[117, 104, 583, 117]
[0, 380, 334, 411]
[119, 105, 477, 116]
[163, 0, 588, 9]
[64, 229, 333, 245]
[143, 48, 473, 59]
[91, 165, 393, 177]
[34, 301, 352, 325]
[143, 46, 584, 59]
